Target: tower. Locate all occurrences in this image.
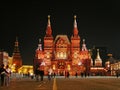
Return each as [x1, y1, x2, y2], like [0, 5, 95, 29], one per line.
[71, 15, 80, 65]
[12, 37, 22, 72]
[44, 15, 54, 65]
[34, 39, 45, 73]
[80, 39, 91, 75]
[95, 49, 102, 67]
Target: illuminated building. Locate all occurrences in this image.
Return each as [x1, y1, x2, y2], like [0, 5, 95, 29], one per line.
[90, 49, 106, 76]
[12, 37, 22, 72]
[90, 46, 108, 67]
[105, 54, 120, 76]
[18, 65, 33, 75]
[111, 61, 120, 76]
[34, 15, 92, 76]
[0, 51, 9, 67]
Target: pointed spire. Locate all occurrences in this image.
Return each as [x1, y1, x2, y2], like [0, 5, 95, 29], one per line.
[46, 15, 52, 36]
[39, 38, 41, 44]
[15, 36, 19, 48]
[74, 15, 77, 28]
[15, 37, 18, 47]
[83, 39, 85, 44]
[73, 15, 78, 36]
[95, 49, 102, 66]
[96, 49, 101, 59]
[37, 38, 42, 51]
[48, 15, 51, 26]
[82, 39, 87, 51]
[16, 36, 18, 42]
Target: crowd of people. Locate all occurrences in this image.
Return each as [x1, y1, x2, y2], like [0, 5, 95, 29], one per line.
[35, 67, 44, 81]
[34, 67, 56, 81]
[0, 64, 11, 87]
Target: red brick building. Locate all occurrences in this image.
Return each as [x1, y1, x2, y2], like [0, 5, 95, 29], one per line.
[34, 15, 92, 76]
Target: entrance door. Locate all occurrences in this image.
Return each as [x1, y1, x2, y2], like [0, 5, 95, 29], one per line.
[58, 69, 65, 76]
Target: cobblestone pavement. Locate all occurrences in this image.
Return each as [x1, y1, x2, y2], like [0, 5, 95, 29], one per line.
[0, 76, 120, 90]
[56, 77, 120, 90]
[0, 77, 53, 90]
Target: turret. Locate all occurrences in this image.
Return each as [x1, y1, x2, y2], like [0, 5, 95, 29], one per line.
[95, 49, 102, 66]
[81, 39, 88, 51]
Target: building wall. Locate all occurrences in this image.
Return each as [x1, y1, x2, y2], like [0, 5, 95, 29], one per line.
[0, 51, 9, 67]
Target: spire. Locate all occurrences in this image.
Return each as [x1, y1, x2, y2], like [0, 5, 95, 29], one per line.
[15, 36, 18, 47]
[48, 15, 51, 26]
[82, 39, 88, 51]
[39, 38, 41, 44]
[95, 49, 102, 66]
[16, 36, 18, 42]
[46, 15, 52, 36]
[96, 49, 101, 60]
[14, 36, 19, 53]
[37, 38, 42, 51]
[74, 15, 77, 28]
[83, 39, 85, 44]
[73, 15, 78, 36]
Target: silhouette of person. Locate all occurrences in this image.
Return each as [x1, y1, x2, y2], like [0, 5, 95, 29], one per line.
[116, 71, 119, 78]
[40, 70, 44, 81]
[53, 72, 56, 78]
[81, 72, 83, 78]
[75, 72, 78, 78]
[5, 65, 11, 86]
[0, 64, 8, 86]
[35, 67, 40, 81]
[67, 71, 70, 78]
[48, 68, 53, 81]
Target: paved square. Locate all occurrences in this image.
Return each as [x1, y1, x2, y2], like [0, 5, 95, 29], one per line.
[0, 76, 120, 90]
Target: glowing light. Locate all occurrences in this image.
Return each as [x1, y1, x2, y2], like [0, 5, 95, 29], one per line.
[41, 61, 45, 66]
[53, 65, 56, 70]
[78, 61, 82, 66]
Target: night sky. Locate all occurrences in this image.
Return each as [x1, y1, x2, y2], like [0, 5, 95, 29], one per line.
[0, 1, 120, 65]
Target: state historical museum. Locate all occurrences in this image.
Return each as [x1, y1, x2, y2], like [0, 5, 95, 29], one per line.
[34, 15, 93, 76]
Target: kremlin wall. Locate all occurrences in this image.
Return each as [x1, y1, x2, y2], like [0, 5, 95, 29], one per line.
[0, 15, 120, 76]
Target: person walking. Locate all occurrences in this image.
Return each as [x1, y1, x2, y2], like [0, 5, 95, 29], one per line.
[40, 70, 44, 81]
[53, 72, 56, 78]
[5, 65, 11, 86]
[66, 71, 70, 78]
[48, 67, 53, 81]
[0, 64, 8, 86]
[75, 72, 78, 78]
[35, 67, 40, 81]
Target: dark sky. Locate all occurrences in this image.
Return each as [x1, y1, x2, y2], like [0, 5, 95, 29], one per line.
[0, 1, 120, 65]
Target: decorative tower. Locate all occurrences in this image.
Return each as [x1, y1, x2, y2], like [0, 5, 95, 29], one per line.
[35, 39, 44, 61]
[34, 39, 45, 73]
[80, 39, 89, 61]
[80, 39, 91, 75]
[81, 39, 88, 51]
[71, 15, 80, 65]
[88, 49, 93, 66]
[44, 15, 53, 65]
[95, 49, 102, 67]
[12, 37, 22, 72]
